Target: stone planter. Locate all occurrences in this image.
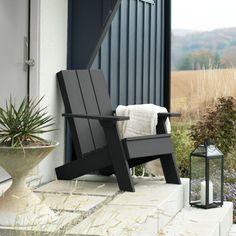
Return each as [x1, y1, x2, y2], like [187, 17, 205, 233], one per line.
[0, 142, 58, 226]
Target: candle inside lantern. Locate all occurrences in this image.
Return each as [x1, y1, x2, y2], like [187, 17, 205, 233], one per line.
[201, 180, 213, 205]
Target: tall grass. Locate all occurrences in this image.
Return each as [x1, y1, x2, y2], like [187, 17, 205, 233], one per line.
[171, 67, 236, 223]
[171, 68, 236, 121]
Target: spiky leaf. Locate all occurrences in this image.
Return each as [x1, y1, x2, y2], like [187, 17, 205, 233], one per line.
[0, 97, 55, 147]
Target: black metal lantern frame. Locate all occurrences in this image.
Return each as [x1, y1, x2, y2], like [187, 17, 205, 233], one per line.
[189, 141, 224, 209]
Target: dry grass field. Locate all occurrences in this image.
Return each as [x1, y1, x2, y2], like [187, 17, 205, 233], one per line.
[171, 69, 236, 222]
[171, 68, 236, 120]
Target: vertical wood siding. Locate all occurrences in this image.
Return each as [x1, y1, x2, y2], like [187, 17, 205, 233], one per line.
[92, 0, 164, 109]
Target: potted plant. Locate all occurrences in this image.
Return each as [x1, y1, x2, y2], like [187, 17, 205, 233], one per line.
[0, 97, 58, 226]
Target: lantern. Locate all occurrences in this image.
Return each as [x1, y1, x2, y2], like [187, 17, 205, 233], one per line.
[189, 140, 224, 209]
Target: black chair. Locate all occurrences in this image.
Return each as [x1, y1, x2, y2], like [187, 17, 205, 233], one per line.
[56, 69, 181, 192]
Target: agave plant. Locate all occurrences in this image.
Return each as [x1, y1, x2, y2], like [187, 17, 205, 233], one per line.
[0, 97, 55, 147]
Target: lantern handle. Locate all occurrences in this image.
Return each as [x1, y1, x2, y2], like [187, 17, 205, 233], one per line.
[204, 139, 211, 147]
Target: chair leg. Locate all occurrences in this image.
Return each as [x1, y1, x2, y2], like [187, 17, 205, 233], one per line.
[56, 148, 112, 180]
[100, 122, 135, 192]
[160, 153, 181, 184]
[99, 165, 114, 176]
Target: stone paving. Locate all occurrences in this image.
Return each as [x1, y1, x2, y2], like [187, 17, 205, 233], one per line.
[229, 225, 236, 236]
[160, 202, 233, 236]
[0, 175, 186, 235]
[0, 176, 233, 236]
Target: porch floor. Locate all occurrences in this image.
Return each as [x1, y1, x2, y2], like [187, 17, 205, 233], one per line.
[0, 175, 233, 236]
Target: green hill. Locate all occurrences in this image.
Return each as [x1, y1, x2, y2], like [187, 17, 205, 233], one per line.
[172, 27, 236, 71]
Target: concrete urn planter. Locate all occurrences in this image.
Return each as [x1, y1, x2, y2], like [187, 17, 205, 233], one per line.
[0, 142, 58, 226]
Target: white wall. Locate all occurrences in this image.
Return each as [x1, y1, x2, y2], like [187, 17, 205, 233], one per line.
[36, 0, 68, 184]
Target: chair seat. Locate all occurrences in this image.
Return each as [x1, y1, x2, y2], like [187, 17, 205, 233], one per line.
[122, 134, 173, 159]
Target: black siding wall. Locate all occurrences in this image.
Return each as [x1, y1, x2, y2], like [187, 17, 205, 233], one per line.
[68, 0, 122, 70]
[66, 0, 171, 161]
[91, 0, 166, 108]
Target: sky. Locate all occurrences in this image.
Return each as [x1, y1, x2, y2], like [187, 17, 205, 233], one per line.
[172, 0, 236, 31]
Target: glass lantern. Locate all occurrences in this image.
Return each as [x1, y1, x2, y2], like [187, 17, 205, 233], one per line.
[189, 140, 224, 209]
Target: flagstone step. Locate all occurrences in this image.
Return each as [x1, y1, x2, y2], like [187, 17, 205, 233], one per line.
[65, 178, 188, 236]
[35, 179, 120, 197]
[228, 224, 236, 235]
[0, 211, 79, 236]
[0, 176, 231, 236]
[160, 202, 233, 236]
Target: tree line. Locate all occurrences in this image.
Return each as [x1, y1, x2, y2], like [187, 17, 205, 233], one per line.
[177, 49, 236, 70]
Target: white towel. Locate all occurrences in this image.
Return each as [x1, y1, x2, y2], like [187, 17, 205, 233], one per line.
[116, 104, 171, 139]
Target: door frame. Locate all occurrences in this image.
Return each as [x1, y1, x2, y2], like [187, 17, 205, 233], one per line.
[0, 0, 40, 184]
[29, 0, 40, 99]
[26, 0, 41, 184]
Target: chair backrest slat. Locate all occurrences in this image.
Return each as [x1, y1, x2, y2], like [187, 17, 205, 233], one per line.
[76, 70, 107, 149]
[57, 69, 113, 156]
[57, 70, 95, 156]
[90, 70, 113, 115]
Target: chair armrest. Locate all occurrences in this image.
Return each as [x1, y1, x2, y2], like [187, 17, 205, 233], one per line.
[158, 112, 181, 117]
[62, 113, 129, 121]
[156, 112, 181, 134]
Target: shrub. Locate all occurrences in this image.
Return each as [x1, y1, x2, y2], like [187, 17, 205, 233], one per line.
[190, 96, 236, 156]
[172, 122, 194, 177]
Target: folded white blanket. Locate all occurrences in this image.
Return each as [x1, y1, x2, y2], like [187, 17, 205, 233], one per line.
[116, 104, 171, 139]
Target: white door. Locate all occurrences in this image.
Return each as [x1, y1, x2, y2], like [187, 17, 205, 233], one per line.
[0, 0, 31, 182]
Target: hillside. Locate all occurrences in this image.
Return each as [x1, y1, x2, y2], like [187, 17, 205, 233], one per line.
[172, 27, 236, 70]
